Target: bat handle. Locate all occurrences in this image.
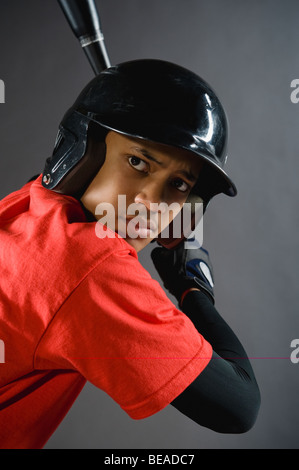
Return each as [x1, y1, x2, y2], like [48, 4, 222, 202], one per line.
[58, 0, 111, 74]
[80, 31, 111, 74]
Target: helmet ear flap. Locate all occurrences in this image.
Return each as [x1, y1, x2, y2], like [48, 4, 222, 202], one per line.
[42, 112, 107, 197]
[43, 125, 78, 187]
[50, 140, 106, 199]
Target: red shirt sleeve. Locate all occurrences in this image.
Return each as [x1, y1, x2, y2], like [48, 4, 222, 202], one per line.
[35, 247, 212, 419]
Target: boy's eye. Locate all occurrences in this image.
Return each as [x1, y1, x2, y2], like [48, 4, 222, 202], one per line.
[171, 178, 190, 193]
[128, 156, 148, 172]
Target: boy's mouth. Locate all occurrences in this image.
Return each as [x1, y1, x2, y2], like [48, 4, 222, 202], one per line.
[125, 216, 158, 238]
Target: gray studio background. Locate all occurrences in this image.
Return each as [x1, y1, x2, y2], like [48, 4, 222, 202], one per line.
[0, 0, 298, 449]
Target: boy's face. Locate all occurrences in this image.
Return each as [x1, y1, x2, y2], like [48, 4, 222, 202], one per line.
[81, 131, 203, 252]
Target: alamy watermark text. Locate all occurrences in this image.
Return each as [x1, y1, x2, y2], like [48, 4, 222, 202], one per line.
[0, 340, 4, 363]
[290, 79, 299, 103]
[0, 79, 4, 103]
[290, 339, 299, 363]
[94, 195, 203, 249]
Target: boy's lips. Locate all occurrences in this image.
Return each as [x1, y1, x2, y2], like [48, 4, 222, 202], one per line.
[115, 212, 160, 239]
[127, 217, 157, 232]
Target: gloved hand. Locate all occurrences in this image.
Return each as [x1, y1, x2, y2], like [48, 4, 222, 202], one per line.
[151, 243, 215, 305]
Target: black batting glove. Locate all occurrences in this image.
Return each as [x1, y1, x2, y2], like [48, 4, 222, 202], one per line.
[151, 243, 215, 305]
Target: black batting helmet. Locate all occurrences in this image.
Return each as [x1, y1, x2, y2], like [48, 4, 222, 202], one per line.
[42, 59, 237, 203]
[42, 59, 237, 248]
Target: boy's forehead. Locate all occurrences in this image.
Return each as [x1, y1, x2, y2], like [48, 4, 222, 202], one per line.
[106, 131, 203, 173]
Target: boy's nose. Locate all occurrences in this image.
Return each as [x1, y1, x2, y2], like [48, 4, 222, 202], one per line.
[134, 180, 167, 212]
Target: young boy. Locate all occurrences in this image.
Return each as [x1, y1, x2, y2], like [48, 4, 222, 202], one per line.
[0, 59, 260, 448]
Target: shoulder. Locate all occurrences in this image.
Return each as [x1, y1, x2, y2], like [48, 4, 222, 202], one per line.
[0, 175, 136, 314]
[29, 175, 135, 261]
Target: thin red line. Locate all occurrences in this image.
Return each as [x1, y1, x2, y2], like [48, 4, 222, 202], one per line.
[69, 356, 292, 360]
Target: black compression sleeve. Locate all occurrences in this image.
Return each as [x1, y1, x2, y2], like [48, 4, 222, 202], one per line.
[171, 290, 261, 433]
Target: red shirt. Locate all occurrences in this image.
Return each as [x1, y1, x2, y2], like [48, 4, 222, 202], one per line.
[0, 176, 212, 448]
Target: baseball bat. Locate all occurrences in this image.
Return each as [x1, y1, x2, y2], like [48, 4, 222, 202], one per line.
[57, 0, 111, 74]
[57, 0, 199, 249]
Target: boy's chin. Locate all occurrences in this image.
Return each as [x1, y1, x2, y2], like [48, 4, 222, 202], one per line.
[123, 236, 154, 252]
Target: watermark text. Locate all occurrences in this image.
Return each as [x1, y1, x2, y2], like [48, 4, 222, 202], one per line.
[0, 340, 4, 363]
[290, 79, 299, 103]
[290, 339, 299, 363]
[0, 79, 4, 103]
[94, 195, 203, 248]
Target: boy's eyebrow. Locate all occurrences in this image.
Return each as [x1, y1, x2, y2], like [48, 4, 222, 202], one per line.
[131, 147, 163, 165]
[131, 146, 197, 182]
[178, 169, 197, 183]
